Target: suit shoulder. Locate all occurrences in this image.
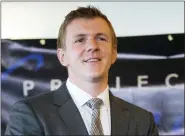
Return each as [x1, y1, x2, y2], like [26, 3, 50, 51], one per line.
[113, 96, 154, 125]
[16, 89, 60, 110]
[25, 82, 67, 105]
[111, 95, 158, 135]
[26, 90, 55, 103]
[113, 95, 152, 115]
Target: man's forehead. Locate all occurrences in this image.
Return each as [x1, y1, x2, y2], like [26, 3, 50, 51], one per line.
[67, 17, 109, 29]
[66, 18, 111, 37]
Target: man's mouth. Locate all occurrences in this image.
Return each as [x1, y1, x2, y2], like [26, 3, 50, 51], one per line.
[84, 58, 101, 62]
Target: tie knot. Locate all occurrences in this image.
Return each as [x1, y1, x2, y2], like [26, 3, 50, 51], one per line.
[86, 98, 103, 109]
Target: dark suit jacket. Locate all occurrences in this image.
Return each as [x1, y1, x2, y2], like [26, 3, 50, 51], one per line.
[5, 82, 159, 135]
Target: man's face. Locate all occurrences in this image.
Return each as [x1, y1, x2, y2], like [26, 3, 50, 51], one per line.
[57, 17, 117, 82]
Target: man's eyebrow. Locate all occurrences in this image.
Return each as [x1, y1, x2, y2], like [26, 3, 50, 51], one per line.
[96, 33, 109, 38]
[74, 34, 87, 38]
[74, 33, 109, 38]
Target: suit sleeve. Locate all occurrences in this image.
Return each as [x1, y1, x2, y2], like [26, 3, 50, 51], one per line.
[4, 100, 44, 136]
[148, 112, 159, 136]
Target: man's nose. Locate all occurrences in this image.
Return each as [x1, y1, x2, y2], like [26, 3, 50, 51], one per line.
[86, 39, 99, 52]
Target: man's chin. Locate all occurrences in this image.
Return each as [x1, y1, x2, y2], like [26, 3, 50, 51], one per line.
[85, 73, 107, 82]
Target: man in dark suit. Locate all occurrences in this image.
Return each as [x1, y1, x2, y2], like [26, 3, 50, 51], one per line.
[5, 6, 159, 135]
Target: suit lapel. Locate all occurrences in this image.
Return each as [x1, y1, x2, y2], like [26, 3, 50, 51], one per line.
[110, 93, 130, 135]
[53, 83, 130, 135]
[53, 82, 88, 135]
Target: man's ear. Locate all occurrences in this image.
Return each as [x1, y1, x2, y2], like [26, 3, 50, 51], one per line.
[57, 48, 68, 67]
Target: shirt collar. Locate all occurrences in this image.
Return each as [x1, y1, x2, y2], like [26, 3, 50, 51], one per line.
[66, 78, 110, 109]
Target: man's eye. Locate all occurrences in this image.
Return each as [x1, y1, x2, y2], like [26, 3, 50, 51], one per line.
[75, 38, 85, 43]
[97, 37, 106, 41]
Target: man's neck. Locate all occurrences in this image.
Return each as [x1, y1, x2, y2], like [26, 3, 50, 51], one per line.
[68, 76, 108, 97]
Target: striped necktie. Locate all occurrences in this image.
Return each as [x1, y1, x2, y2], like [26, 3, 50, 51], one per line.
[86, 98, 104, 135]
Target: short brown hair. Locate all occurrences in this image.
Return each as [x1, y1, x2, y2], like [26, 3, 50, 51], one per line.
[57, 5, 117, 50]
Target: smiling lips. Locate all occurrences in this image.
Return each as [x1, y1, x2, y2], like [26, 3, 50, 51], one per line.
[84, 58, 101, 62]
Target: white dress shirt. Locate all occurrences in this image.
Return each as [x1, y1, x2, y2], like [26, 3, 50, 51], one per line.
[66, 78, 111, 135]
